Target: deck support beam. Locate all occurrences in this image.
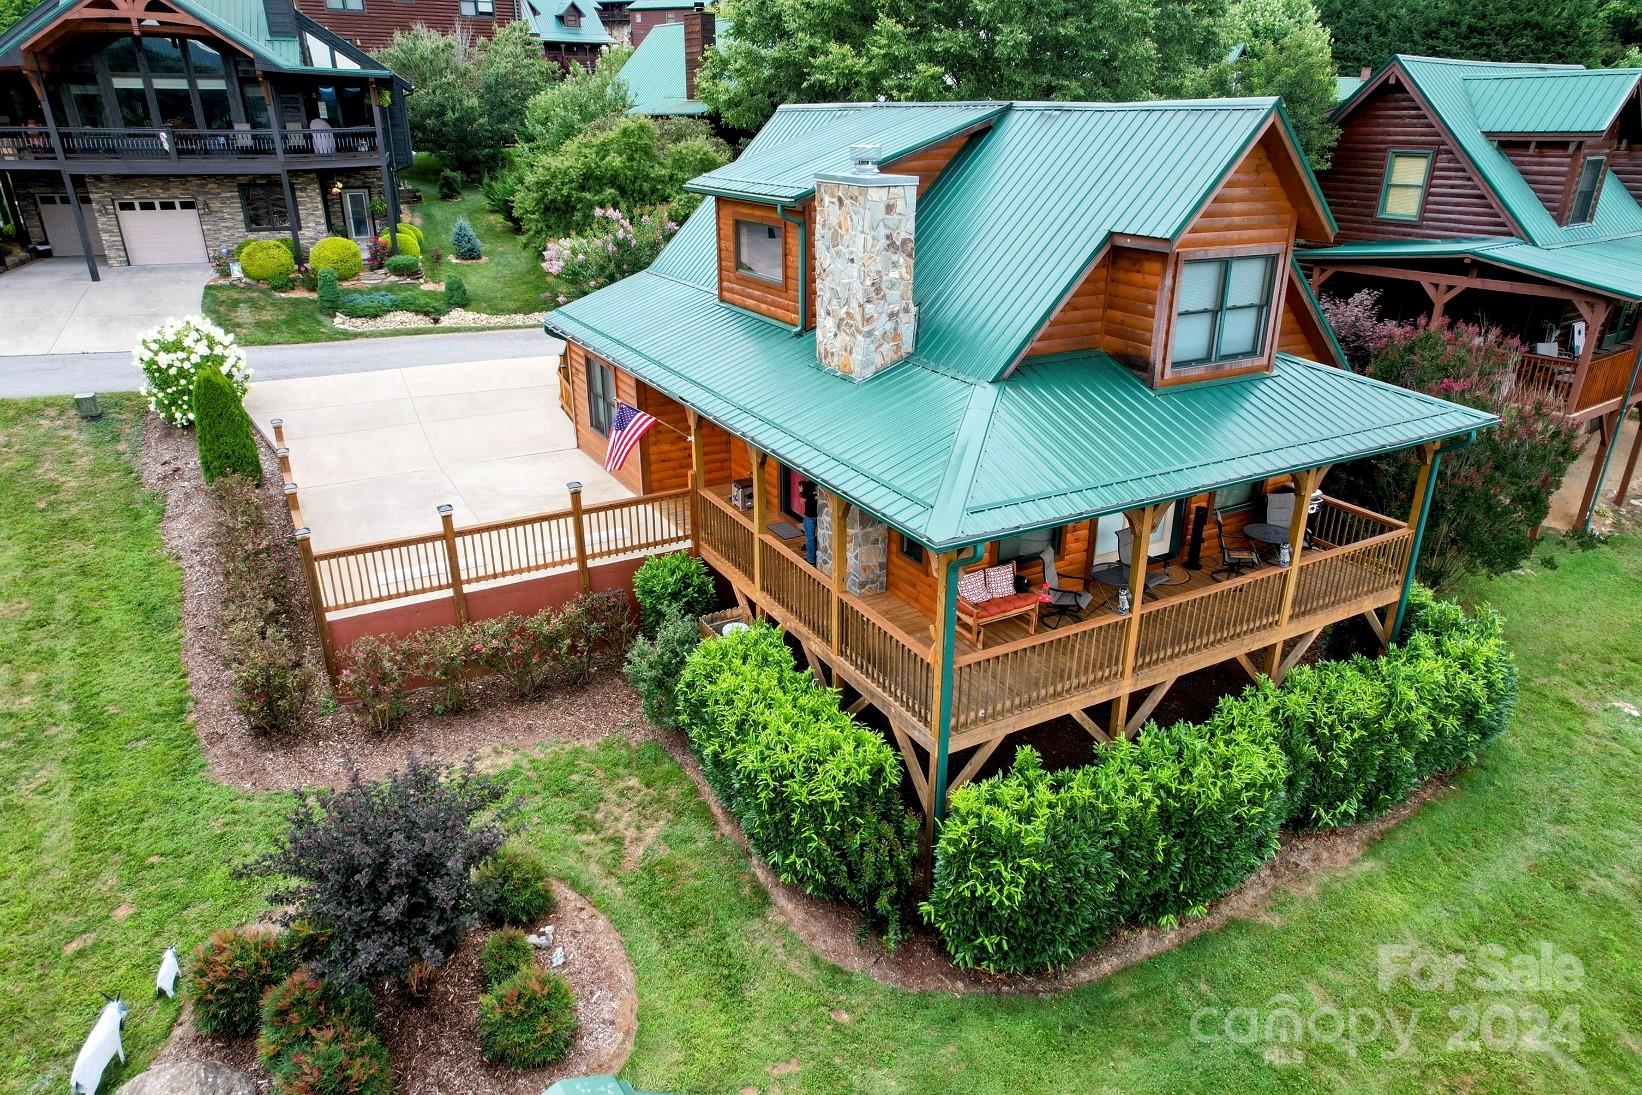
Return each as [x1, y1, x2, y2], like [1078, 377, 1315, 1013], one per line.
[1615, 409, 1642, 507]
[1109, 503, 1162, 737]
[1124, 675, 1178, 737]
[890, 723, 930, 813]
[1275, 629, 1322, 683]
[950, 738, 1005, 793]
[1389, 439, 1452, 641]
[1575, 410, 1620, 528]
[1070, 707, 1110, 743]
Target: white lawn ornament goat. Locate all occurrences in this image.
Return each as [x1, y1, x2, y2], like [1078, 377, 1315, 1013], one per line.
[69, 999, 127, 1094]
[155, 947, 180, 998]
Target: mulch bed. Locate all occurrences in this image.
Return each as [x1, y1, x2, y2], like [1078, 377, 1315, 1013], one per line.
[152, 883, 637, 1094]
[140, 410, 1455, 998]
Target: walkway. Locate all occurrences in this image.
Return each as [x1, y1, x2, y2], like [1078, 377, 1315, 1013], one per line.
[1, 258, 211, 356]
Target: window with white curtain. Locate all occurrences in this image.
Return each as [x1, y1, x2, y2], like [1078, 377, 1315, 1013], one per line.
[1170, 254, 1277, 372]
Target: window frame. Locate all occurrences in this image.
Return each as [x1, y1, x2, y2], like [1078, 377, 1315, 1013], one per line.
[1164, 248, 1282, 378]
[325, 0, 364, 10]
[586, 357, 616, 436]
[1567, 155, 1606, 226]
[733, 217, 785, 285]
[460, 0, 495, 17]
[1376, 149, 1434, 223]
[898, 534, 925, 566]
[238, 182, 290, 231]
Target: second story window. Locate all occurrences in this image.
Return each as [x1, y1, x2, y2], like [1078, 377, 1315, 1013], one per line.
[460, 0, 495, 16]
[587, 358, 616, 436]
[1170, 254, 1277, 372]
[734, 219, 784, 283]
[1377, 150, 1432, 221]
[326, 0, 364, 9]
[1568, 156, 1606, 225]
[563, 8, 582, 27]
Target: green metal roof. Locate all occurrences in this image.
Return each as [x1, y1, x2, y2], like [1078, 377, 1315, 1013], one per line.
[620, 22, 708, 116]
[1334, 75, 1364, 101]
[1464, 69, 1642, 134]
[1340, 56, 1642, 248]
[685, 102, 1008, 202]
[1306, 233, 1642, 302]
[626, 0, 697, 8]
[549, 184, 1494, 548]
[524, 0, 616, 45]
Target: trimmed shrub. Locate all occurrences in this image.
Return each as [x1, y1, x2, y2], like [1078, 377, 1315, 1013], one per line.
[401, 222, 426, 248]
[477, 966, 577, 1068]
[193, 364, 262, 484]
[385, 254, 422, 278]
[405, 624, 472, 714]
[443, 273, 469, 309]
[339, 634, 409, 732]
[675, 622, 917, 941]
[239, 757, 506, 987]
[474, 844, 556, 927]
[269, 1023, 391, 1095]
[451, 218, 482, 260]
[337, 291, 397, 319]
[438, 169, 463, 200]
[188, 925, 298, 1036]
[135, 315, 250, 427]
[241, 239, 296, 282]
[309, 236, 364, 281]
[227, 617, 310, 734]
[258, 966, 376, 1068]
[623, 613, 700, 728]
[378, 228, 422, 257]
[316, 268, 341, 312]
[478, 928, 534, 990]
[268, 273, 294, 292]
[632, 552, 714, 637]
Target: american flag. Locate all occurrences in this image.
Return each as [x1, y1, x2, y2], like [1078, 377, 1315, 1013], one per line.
[603, 401, 657, 471]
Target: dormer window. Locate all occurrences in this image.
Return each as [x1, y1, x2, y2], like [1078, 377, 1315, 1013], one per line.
[562, 7, 581, 27]
[735, 219, 784, 283]
[1377, 150, 1432, 221]
[1567, 156, 1605, 225]
[1169, 253, 1277, 374]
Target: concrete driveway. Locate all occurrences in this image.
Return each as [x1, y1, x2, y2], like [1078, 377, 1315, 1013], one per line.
[1, 258, 212, 356]
[245, 358, 629, 552]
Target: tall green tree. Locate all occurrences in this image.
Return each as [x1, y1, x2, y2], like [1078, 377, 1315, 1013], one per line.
[1317, 0, 1607, 74]
[0, 0, 43, 35]
[1195, 0, 1340, 170]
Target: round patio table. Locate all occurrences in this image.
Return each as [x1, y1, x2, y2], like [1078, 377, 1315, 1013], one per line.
[1244, 522, 1288, 564]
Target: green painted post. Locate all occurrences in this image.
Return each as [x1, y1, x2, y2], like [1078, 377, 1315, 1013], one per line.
[1583, 347, 1642, 532]
[931, 544, 983, 821]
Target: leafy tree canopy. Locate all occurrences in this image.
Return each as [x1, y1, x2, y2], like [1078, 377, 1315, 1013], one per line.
[0, 0, 42, 36]
[1318, 0, 1609, 74]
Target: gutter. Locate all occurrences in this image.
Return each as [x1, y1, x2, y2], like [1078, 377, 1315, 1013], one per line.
[777, 203, 806, 333]
[1390, 428, 1480, 639]
[1583, 340, 1642, 531]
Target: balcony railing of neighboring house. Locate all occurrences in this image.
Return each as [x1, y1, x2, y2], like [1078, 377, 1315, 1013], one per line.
[1515, 344, 1641, 418]
[696, 487, 1414, 746]
[0, 124, 381, 164]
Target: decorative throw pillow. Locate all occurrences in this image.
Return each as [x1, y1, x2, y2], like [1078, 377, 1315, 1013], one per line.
[957, 569, 990, 604]
[984, 563, 1016, 600]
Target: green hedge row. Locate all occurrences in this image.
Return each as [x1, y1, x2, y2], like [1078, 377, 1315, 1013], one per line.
[676, 621, 917, 942]
[922, 588, 1516, 973]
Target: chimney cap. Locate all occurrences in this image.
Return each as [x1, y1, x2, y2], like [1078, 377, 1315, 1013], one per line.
[850, 144, 881, 175]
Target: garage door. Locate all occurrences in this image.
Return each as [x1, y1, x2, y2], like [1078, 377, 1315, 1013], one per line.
[115, 198, 207, 265]
[37, 194, 105, 258]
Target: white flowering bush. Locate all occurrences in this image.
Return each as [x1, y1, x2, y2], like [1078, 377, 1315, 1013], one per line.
[542, 205, 677, 306]
[134, 315, 250, 426]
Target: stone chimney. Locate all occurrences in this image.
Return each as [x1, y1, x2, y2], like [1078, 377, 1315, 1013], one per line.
[682, 4, 716, 100]
[814, 144, 917, 381]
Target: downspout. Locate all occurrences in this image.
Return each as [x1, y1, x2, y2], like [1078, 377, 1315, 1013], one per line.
[1390, 429, 1479, 640]
[777, 203, 806, 334]
[1581, 339, 1642, 532]
[930, 543, 986, 822]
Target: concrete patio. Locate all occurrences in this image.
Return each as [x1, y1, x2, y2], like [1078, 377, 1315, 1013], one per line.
[0, 258, 212, 355]
[245, 357, 628, 552]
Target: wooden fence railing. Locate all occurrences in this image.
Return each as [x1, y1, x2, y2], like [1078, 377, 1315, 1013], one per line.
[1292, 529, 1413, 621]
[1515, 346, 1640, 416]
[1133, 566, 1290, 675]
[760, 534, 833, 645]
[837, 598, 933, 725]
[950, 611, 1128, 734]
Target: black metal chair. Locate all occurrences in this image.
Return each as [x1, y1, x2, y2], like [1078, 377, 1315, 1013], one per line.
[1211, 505, 1263, 581]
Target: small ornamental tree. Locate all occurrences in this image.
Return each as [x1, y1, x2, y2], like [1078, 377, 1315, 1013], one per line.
[451, 217, 483, 260]
[443, 273, 469, 309]
[316, 268, 341, 312]
[239, 757, 508, 987]
[135, 315, 250, 426]
[194, 364, 263, 483]
[1319, 288, 1400, 371]
[542, 205, 680, 305]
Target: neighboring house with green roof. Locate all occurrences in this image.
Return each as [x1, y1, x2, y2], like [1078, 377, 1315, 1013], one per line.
[545, 97, 1493, 823]
[619, 8, 713, 116]
[1304, 55, 1642, 524]
[625, 0, 694, 47]
[0, 0, 411, 279]
[523, 0, 613, 67]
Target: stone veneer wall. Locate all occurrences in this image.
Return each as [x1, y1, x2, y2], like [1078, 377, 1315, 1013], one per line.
[813, 170, 917, 380]
[10, 169, 385, 265]
[843, 503, 889, 596]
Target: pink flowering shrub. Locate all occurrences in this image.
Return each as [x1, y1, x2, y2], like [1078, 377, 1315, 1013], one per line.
[1318, 288, 1400, 371]
[541, 205, 677, 305]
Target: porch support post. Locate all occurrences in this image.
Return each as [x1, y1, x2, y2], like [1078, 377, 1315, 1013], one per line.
[1614, 408, 1642, 507]
[1566, 300, 1612, 414]
[1265, 466, 1323, 681]
[924, 545, 983, 859]
[746, 441, 767, 596]
[369, 78, 400, 250]
[686, 408, 703, 556]
[33, 63, 98, 282]
[1109, 503, 1159, 738]
[1420, 281, 1463, 324]
[1389, 438, 1457, 643]
[826, 488, 848, 655]
[1581, 345, 1642, 526]
[278, 168, 303, 261]
[1575, 410, 1621, 529]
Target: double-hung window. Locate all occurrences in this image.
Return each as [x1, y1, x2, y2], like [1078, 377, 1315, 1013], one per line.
[239, 183, 290, 230]
[460, 0, 494, 16]
[1170, 254, 1277, 372]
[586, 358, 616, 436]
[1377, 150, 1432, 221]
[1567, 156, 1605, 225]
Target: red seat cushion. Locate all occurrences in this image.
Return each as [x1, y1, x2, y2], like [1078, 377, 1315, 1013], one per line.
[959, 590, 1038, 621]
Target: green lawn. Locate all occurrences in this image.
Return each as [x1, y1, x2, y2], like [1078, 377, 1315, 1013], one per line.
[3, 397, 1639, 1093]
[400, 158, 552, 315]
[200, 281, 533, 346]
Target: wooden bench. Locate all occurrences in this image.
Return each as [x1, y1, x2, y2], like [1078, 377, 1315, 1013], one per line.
[958, 588, 1040, 648]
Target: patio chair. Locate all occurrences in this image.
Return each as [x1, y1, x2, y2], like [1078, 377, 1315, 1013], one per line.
[1094, 529, 1169, 605]
[1265, 489, 1322, 551]
[1037, 545, 1091, 629]
[1211, 505, 1262, 581]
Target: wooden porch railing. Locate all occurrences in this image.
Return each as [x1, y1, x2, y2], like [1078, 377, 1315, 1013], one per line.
[838, 599, 933, 725]
[950, 611, 1128, 734]
[1292, 529, 1413, 621]
[1516, 346, 1640, 416]
[698, 490, 756, 578]
[760, 534, 833, 645]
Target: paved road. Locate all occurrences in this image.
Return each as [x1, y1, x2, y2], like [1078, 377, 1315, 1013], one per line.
[0, 326, 561, 398]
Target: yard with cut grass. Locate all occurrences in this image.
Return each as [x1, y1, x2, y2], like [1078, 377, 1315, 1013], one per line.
[2, 394, 1639, 1093]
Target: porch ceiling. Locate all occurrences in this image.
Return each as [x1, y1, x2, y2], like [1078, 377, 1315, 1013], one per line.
[1303, 235, 1642, 303]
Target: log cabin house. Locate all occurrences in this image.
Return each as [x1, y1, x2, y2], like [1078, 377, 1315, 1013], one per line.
[618, 6, 712, 117]
[545, 98, 1496, 828]
[1305, 55, 1642, 523]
